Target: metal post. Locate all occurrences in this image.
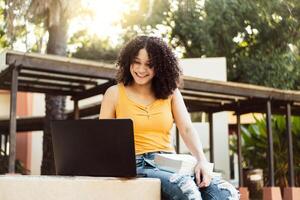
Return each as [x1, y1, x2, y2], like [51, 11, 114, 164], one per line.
[0, 133, 2, 153]
[208, 112, 214, 163]
[266, 100, 274, 186]
[8, 66, 19, 173]
[4, 134, 8, 155]
[236, 113, 243, 187]
[74, 100, 79, 119]
[175, 127, 180, 153]
[286, 103, 295, 187]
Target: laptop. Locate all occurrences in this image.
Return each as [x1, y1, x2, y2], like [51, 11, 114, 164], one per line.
[51, 119, 136, 177]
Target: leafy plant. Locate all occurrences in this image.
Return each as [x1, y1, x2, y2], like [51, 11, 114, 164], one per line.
[230, 115, 300, 188]
[0, 149, 30, 174]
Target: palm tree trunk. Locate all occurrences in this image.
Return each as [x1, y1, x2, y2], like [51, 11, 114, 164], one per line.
[41, 17, 68, 175]
[42, 95, 66, 175]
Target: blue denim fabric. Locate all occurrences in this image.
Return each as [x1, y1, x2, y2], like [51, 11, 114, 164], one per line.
[136, 152, 239, 200]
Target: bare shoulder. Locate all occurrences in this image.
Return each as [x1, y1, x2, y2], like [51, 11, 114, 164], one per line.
[171, 88, 181, 100]
[103, 84, 119, 103]
[99, 84, 119, 119]
[171, 88, 186, 110]
[105, 84, 118, 95]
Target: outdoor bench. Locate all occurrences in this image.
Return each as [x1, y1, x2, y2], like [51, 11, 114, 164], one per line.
[0, 175, 160, 200]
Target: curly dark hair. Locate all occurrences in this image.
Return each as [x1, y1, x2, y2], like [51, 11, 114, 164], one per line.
[116, 36, 182, 99]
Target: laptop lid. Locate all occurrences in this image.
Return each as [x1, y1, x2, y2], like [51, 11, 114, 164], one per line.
[51, 119, 136, 177]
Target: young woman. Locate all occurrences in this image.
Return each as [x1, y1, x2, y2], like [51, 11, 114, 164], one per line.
[99, 36, 239, 200]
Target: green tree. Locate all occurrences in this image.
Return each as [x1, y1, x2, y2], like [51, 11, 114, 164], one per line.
[69, 30, 119, 63]
[120, 0, 171, 41]
[3, 0, 47, 52]
[3, 0, 29, 49]
[121, 0, 300, 89]
[0, 0, 9, 48]
[197, 0, 300, 89]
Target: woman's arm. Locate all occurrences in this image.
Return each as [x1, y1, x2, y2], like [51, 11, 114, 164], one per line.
[99, 85, 118, 119]
[171, 88, 211, 187]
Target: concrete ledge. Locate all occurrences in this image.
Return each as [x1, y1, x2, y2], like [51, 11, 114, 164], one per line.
[283, 187, 300, 200]
[263, 187, 282, 200]
[0, 175, 161, 200]
[239, 187, 249, 200]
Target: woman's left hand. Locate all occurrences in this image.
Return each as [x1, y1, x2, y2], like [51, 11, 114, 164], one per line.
[194, 162, 212, 188]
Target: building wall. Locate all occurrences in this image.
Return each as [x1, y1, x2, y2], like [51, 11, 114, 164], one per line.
[0, 90, 10, 155]
[179, 57, 230, 179]
[16, 92, 33, 172]
[0, 90, 10, 119]
[30, 93, 45, 175]
[0, 91, 33, 173]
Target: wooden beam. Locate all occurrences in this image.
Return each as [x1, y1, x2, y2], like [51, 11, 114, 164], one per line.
[71, 81, 115, 101]
[0, 117, 44, 132]
[8, 66, 19, 173]
[236, 112, 243, 187]
[181, 89, 246, 101]
[232, 100, 300, 115]
[186, 105, 220, 113]
[4, 134, 8, 155]
[0, 104, 101, 133]
[18, 79, 85, 91]
[183, 95, 233, 105]
[19, 72, 98, 85]
[232, 106, 300, 116]
[175, 127, 179, 153]
[0, 82, 77, 96]
[182, 76, 300, 102]
[266, 100, 275, 186]
[208, 113, 214, 163]
[184, 99, 220, 112]
[184, 98, 223, 106]
[74, 100, 79, 119]
[0, 134, 2, 152]
[286, 103, 295, 187]
[0, 65, 13, 83]
[212, 98, 284, 113]
[66, 103, 101, 119]
[6, 51, 117, 79]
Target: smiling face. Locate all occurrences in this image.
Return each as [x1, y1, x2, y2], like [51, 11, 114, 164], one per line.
[130, 48, 155, 86]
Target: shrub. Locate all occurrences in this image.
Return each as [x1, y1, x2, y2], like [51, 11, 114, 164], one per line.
[230, 115, 300, 187]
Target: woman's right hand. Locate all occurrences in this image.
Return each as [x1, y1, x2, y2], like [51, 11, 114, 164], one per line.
[194, 162, 212, 188]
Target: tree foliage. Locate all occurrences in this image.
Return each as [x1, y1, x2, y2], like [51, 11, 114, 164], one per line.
[1, 0, 48, 52]
[69, 30, 119, 62]
[0, 1, 9, 48]
[121, 0, 300, 89]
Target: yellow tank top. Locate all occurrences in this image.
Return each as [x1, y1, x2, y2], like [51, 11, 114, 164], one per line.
[116, 84, 175, 155]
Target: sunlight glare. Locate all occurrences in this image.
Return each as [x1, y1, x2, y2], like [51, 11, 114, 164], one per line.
[69, 0, 130, 46]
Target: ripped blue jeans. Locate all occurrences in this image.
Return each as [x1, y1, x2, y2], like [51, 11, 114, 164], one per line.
[136, 152, 239, 200]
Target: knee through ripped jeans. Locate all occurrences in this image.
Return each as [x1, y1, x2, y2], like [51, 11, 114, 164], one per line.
[136, 152, 240, 200]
